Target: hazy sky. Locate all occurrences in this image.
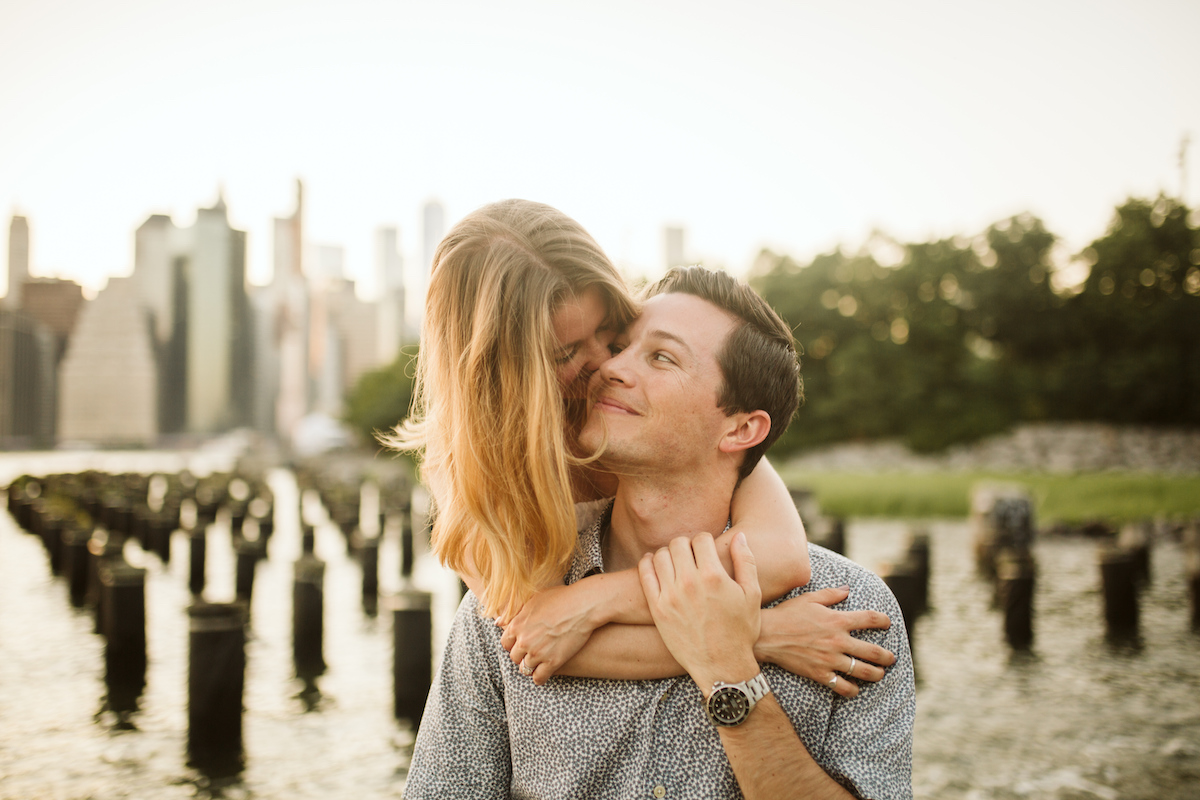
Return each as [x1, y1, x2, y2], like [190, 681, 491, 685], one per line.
[2, 0, 1197, 301]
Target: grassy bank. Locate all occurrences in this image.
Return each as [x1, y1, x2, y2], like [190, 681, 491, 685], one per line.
[778, 469, 1200, 524]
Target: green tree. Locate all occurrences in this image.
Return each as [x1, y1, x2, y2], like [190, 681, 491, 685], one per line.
[1060, 196, 1200, 423]
[342, 348, 418, 447]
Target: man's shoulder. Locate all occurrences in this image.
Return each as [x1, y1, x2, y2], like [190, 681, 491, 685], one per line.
[448, 590, 504, 647]
[805, 543, 890, 594]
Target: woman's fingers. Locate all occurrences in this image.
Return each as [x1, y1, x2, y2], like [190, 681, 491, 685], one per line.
[827, 672, 861, 698]
[530, 662, 555, 686]
[836, 608, 892, 632]
[798, 585, 850, 606]
[508, 642, 528, 667]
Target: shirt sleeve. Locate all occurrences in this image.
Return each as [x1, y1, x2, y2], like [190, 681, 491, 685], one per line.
[402, 592, 513, 800]
[823, 571, 916, 800]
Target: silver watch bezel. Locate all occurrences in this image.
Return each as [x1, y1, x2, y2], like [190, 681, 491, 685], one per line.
[704, 672, 771, 727]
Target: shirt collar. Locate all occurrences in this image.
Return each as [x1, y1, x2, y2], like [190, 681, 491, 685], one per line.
[565, 500, 733, 586]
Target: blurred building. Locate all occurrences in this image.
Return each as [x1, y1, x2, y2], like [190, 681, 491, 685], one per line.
[423, 200, 445, 273]
[21, 278, 86, 362]
[131, 213, 187, 432]
[1, 216, 78, 448]
[0, 309, 55, 448]
[133, 214, 183, 347]
[374, 225, 405, 364]
[4, 215, 29, 310]
[665, 225, 686, 269]
[270, 179, 309, 443]
[324, 276, 378, 405]
[19, 278, 85, 442]
[57, 277, 157, 446]
[180, 194, 252, 433]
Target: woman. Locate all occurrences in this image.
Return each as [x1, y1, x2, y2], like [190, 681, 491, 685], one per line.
[387, 199, 894, 694]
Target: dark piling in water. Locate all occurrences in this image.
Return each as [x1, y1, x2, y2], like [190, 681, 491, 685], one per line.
[392, 588, 433, 729]
[1100, 546, 1140, 646]
[100, 558, 147, 725]
[187, 602, 246, 781]
[996, 548, 1036, 651]
[293, 555, 327, 695]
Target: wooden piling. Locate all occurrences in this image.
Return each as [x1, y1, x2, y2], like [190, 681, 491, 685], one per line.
[392, 589, 433, 728]
[361, 536, 379, 616]
[100, 558, 147, 724]
[189, 528, 207, 597]
[62, 525, 91, 608]
[996, 549, 1036, 650]
[1099, 546, 1140, 645]
[906, 531, 930, 617]
[1183, 521, 1200, 633]
[880, 566, 919, 662]
[400, 507, 415, 580]
[187, 602, 246, 780]
[235, 539, 260, 608]
[1117, 522, 1152, 587]
[970, 485, 1034, 580]
[293, 555, 327, 688]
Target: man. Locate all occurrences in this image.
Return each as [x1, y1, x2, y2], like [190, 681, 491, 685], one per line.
[404, 267, 915, 799]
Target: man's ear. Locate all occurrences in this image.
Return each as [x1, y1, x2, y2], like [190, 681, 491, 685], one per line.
[717, 410, 771, 454]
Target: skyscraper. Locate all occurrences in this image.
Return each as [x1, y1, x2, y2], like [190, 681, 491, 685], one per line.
[57, 277, 157, 445]
[0, 308, 55, 448]
[423, 200, 445, 273]
[664, 225, 686, 270]
[133, 213, 187, 432]
[375, 225, 405, 364]
[4, 215, 29, 310]
[133, 213, 181, 346]
[273, 180, 309, 442]
[179, 192, 252, 434]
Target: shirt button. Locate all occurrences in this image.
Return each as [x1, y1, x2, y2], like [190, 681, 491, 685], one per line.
[653, 786, 666, 798]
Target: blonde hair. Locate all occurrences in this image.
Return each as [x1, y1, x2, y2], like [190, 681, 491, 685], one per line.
[385, 200, 636, 618]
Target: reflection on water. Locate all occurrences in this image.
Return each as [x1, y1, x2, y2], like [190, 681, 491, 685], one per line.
[1, 454, 1198, 799]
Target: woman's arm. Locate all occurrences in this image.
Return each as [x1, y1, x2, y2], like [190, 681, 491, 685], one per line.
[729, 457, 811, 593]
[500, 520, 800, 681]
[500, 458, 811, 680]
[540, 587, 895, 698]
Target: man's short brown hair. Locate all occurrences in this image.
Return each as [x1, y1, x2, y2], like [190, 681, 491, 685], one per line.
[642, 266, 803, 481]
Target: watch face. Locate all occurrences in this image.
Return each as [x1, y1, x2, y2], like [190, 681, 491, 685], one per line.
[708, 686, 750, 726]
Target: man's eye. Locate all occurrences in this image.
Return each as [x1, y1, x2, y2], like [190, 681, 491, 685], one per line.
[653, 352, 673, 364]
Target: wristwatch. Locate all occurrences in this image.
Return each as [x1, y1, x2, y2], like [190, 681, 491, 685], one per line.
[704, 672, 772, 727]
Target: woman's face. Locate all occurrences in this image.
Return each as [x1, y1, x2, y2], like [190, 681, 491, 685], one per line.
[551, 287, 616, 399]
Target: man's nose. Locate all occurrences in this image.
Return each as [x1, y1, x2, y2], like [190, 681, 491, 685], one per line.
[596, 347, 631, 385]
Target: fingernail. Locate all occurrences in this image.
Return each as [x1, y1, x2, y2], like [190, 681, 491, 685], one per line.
[838, 585, 850, 592]
[736, 531, 747, 547]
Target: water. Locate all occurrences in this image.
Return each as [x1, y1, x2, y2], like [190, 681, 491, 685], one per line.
[0, 455, 461, 800]
[2, 453, 1199, 799]
[848, 521, 1200, 800]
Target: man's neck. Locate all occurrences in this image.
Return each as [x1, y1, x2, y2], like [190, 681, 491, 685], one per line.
[602, 470, 736, 573]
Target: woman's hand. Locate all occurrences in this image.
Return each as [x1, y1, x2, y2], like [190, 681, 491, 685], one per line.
[499, 582, 603, 685]
[755, 587, 896, 698]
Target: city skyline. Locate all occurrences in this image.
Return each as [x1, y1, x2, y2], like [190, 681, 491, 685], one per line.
[2, 0, 1198, 301]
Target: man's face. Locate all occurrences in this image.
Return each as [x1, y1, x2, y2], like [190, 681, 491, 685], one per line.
[579, 292, 737, 472]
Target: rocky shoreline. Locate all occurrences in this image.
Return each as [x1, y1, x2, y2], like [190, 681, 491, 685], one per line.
[785, 423, 1200, 474]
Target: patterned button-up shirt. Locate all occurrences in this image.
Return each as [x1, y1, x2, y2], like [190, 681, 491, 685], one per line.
[404, 509, 916, 799]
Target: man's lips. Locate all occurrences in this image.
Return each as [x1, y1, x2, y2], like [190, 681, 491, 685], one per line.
[593, 395, 640, 415]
